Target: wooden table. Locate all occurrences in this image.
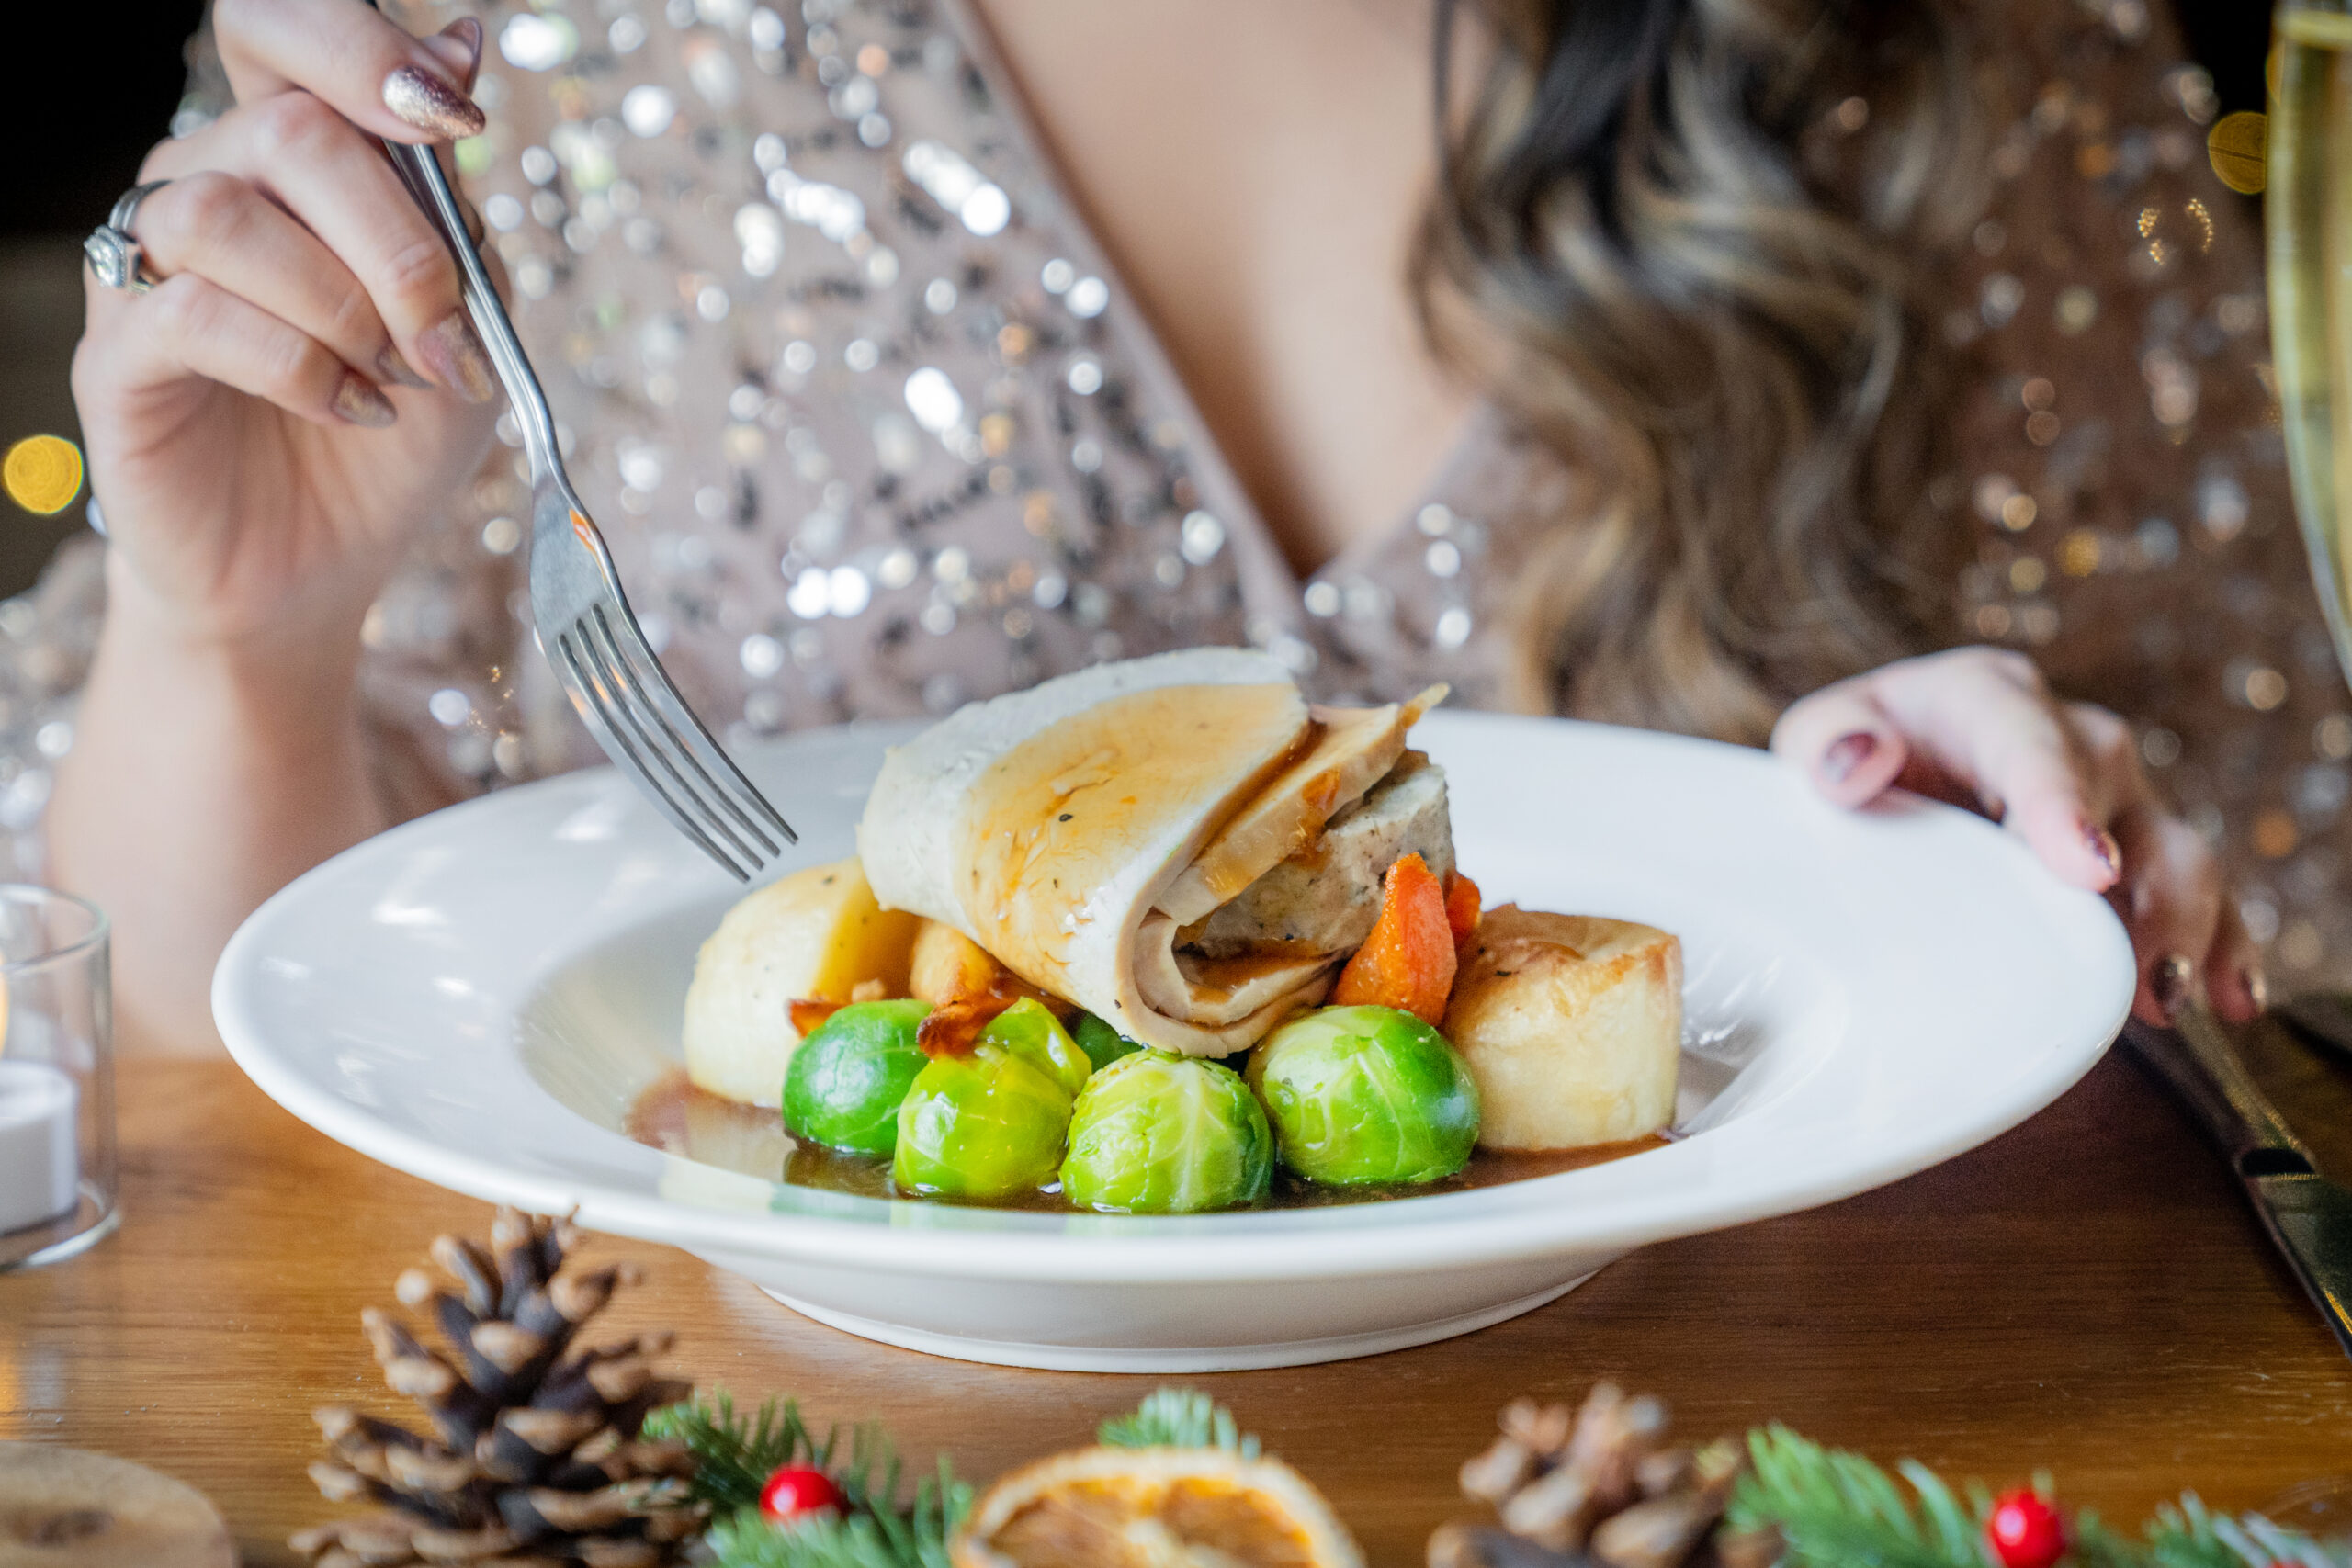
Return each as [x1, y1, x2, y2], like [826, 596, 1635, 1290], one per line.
[9, 1033, 2352, 1568]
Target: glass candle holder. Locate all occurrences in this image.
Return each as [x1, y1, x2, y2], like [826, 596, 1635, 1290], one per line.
[0, 886, 114, 1269]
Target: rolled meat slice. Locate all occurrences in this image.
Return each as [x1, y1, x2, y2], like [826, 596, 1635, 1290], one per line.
[856, 649, 1453, 1056]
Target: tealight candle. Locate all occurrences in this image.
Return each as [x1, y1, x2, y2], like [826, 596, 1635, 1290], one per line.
[0, 1059, 78, 1235]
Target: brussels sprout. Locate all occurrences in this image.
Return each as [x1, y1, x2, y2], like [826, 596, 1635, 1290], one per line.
[781, 999, 932, 1157]
[980, 998, 1093, 1099]
[1250, 1005, 1480, 1186]
[892, 1044, 1075, 1199]
[1060, 1052, 1272, 1213]
[1071, 1011, 1144, 1073]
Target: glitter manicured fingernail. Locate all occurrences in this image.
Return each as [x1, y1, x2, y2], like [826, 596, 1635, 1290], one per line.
[1821, 731, 1876, 784]
[415, 310, 495, 403]
[2152, 953, 2194, 1021]
[376, 344, 428, 389]
[332, 373, 397, 428]
[382, 64, 486, 140]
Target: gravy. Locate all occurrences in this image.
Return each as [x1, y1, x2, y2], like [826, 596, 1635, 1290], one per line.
[627, 1070, 1665, 1213]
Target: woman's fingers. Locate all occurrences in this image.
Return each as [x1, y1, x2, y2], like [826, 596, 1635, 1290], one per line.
[215, 0, 485, 143]
[2202, 886, 2267, 1025]
[1865, 650, 2120, 891]
[137, 94, 492, 402]
[129, 172, 413, 393]
[2109, 800, 2226, 1025]
[1783, 649, 2120, 891]
[1769, 680, 1912, 807]
[85, 272, 395, 430]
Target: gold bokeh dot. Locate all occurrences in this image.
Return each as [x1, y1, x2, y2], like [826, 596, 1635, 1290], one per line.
[3, 435, 83, 516]
[2253, 807, 2298, 860]
[2207, 110, 2267, 195]
[2060, 528, 2102, 577]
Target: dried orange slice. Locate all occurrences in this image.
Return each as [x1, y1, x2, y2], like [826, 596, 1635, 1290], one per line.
[951, 1446, 1365, 1568]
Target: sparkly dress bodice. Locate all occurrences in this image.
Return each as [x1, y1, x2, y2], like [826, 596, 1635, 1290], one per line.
[6, 0, 2345, 980]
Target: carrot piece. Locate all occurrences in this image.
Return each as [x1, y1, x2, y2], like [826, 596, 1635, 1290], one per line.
[1332, 852, 1457, 1025]
[1442, 871, 1482, 955]
[917, 996, 1014, 1058]
[789, 998, 843, 1036]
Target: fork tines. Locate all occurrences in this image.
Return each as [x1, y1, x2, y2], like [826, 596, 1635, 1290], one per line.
[555, 604, 796, 881]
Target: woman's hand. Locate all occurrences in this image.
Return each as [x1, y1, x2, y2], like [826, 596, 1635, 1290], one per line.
[1771, 647, 2263, 1028]
[57, 0, 506, 1050]
[71, 0, 500, 657]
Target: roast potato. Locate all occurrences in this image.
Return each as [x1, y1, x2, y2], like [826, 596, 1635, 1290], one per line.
[683, 858, 921, 1105]
[1442, 905, 1681, 1150]
[907, 916, 1070, 1011]
[908, 919, 1006, 1003]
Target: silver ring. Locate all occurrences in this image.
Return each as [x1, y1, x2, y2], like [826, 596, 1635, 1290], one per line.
[84, 179, 172, 295]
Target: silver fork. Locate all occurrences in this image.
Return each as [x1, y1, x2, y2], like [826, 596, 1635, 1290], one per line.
[379, 139, 795, 880]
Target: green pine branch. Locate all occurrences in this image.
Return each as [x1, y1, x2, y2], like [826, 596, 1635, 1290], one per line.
[701, 1457, 967, 1568]
[1731, 1427, 2351, 1568]
[1098, 1389, 1261, 1458]
[644, 1393, 822, 1513]
[645, 1392, 970, 1568]
[1730, 1424, 1986, 1568]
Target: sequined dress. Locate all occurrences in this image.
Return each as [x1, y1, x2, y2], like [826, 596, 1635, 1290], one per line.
[6, 0, 2344, 981]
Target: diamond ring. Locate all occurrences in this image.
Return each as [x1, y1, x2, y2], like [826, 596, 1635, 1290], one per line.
[83, 180, 173, 296]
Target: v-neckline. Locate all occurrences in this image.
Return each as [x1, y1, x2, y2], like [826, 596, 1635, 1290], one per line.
[938, 0, 1494, 618]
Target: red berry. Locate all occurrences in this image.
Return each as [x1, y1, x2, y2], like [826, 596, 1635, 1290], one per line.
[759, 1464, 846, 1524]
[1987, 1489, 2067, 1568]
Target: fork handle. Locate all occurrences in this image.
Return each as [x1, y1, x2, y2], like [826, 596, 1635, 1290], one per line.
[377, 138, 565, 481]
[356, 0, 559, 479]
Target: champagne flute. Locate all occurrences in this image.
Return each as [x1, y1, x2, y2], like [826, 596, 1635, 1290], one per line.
[2268, 0, 2352, 1052]
[2264, 12, 2352, 1501]
[2270, 0, 2352, 664]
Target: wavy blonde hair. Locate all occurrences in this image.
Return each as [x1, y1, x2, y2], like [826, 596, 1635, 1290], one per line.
[1416, 0, 1986, 742]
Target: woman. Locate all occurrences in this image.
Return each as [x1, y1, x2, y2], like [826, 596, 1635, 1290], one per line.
[51, 0, 2279, 1049]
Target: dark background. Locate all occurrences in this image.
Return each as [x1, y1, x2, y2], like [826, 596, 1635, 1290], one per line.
[0, 0, 2270, 599]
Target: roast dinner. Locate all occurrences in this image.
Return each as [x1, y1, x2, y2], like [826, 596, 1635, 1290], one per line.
[653, 649, 1685, 1213]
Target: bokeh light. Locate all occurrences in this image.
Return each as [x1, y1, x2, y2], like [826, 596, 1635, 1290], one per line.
[3, 436, 84, 516]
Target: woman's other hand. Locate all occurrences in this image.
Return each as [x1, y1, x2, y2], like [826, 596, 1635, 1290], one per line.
[72, 0, 499, 654]
[1771, 647, 2263, 1028]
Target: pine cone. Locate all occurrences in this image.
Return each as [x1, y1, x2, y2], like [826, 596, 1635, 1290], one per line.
[1429, 1385, 1758, 1568]
[291, 1208, 709, 1568]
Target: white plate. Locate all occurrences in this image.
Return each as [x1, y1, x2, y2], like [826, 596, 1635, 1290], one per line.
[215, 711, 2133, 1371]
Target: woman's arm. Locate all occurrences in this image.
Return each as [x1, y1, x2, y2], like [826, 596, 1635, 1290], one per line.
[51, 565, 385, 1051]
